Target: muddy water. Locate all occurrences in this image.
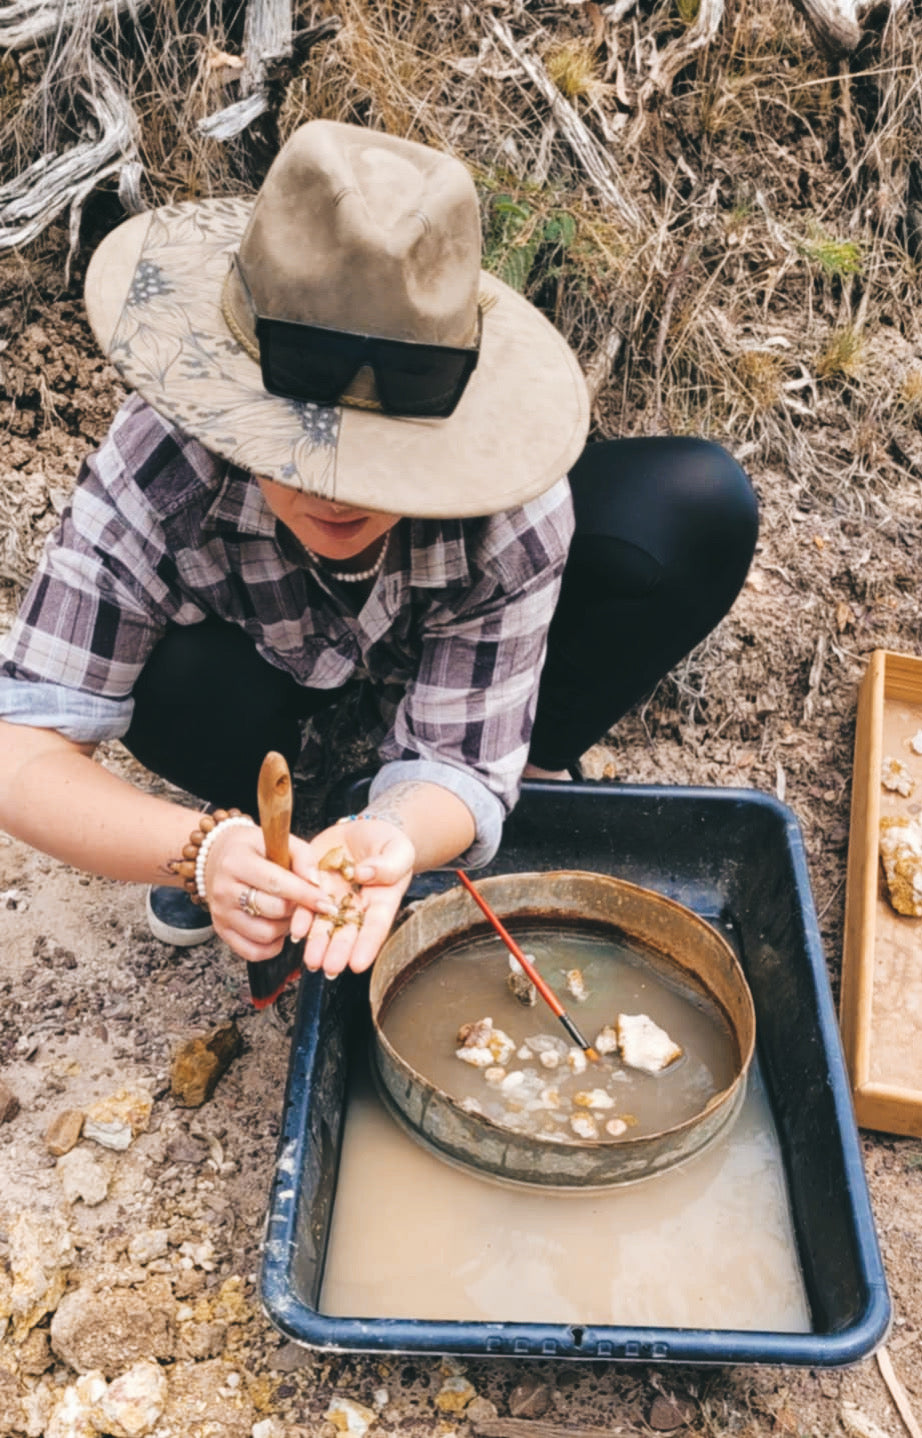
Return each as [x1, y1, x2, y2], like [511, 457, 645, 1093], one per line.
[319, 1055, 811, 1330]
[380, 929, 738, 1141]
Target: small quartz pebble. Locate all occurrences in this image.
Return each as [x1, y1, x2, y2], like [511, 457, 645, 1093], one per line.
[566, 1047, 588, 1075]
[574, 1088, 615, 1109]
[56, 1148, 110, 1206]
[570, 1112, 599, 1139]
[318, 845, 356, 882]
[911, 730, 922, 756]
[83, 1089, 153, 1151]
[564, 968, 588, 1001]
[538, 1050, 561, 1069]
[458, 1016, 493, 1048]
[127, 1229, 169, 1265]
[594, 1025, 619, 1056]
[89, 1359, 167, 1437]
[526, 1033, 568, 1055]
[326, 1397, 377, 1435]
[617, 1013, 683, 1073]
[882, 755, 915, 797]
[606, 1117, 628, 1137]
[435, 1376, 477, 1413]
[455, 1045, 494, 1068]
[456, 1016, 515, 1066]
[500, 1070, 524, 1092]
[516, 1045, 532, 1060]
[484, 1067, 506, 1086]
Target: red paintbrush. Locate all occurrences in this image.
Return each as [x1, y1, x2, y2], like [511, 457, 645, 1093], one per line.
[454, 869, 599, 1061]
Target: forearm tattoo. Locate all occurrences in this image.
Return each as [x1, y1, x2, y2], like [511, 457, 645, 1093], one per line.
[361, 781, 429, 830]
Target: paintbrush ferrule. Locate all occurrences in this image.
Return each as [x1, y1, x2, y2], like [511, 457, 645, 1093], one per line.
[558, 1011, 593, 1053]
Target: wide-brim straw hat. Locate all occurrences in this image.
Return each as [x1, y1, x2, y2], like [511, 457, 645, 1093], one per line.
[85, 120, 590, 519]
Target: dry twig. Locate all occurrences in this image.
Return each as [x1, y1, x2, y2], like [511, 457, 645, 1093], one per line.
[487, 15, 643, 230]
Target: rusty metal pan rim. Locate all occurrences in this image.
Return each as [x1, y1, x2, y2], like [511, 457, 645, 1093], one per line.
[369, 1043, 750, 1193]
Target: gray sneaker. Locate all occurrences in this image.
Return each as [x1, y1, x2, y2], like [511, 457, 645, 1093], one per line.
[146, 886, 215, 946]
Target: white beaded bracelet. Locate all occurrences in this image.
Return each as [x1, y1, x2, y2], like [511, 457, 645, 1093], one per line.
[194, 815, 256, 903]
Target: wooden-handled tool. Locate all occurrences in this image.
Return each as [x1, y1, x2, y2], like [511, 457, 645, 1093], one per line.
[454, 869, 599, 1061]
[247, 751, 303, 1009]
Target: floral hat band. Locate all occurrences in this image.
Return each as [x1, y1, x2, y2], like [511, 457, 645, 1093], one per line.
[85, 121, 590, 518]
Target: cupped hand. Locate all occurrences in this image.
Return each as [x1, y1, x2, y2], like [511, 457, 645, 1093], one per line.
[201, 822, 338, 964]
[290, 819, 416, 978]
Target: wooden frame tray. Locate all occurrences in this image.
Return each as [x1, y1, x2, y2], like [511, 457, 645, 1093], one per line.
[841, 648, 922, 1136]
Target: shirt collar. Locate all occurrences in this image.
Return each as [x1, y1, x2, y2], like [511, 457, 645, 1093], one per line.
[405, 518, 472, 587]
[203, 469, 474, 587]
[203, 462, 278, 539]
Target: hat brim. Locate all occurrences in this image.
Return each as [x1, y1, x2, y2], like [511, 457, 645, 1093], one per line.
[85, 199, 590, 518]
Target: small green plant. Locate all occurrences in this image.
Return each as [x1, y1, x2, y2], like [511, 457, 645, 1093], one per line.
[676, 0, 702, 22]
[799, 224, 862, 278]
[482, 191, 577, 294]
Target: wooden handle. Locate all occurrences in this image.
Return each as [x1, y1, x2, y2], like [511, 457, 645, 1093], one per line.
[257, 751, 292, 870]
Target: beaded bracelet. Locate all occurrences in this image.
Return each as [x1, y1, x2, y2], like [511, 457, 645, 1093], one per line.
[168, 809, 255, 906]
[335, 811, 393, 825]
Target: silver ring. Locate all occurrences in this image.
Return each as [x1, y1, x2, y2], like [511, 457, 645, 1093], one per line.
[238, 886, 263, 918]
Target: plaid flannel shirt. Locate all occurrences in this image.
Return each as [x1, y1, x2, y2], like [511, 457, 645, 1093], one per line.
[0, 396, 574, 865]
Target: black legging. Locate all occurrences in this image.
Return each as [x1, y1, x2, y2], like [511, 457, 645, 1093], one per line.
[124, 436, 757, 810]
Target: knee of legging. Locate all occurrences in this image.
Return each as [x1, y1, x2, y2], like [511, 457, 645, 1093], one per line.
[133, 619, 289, 719]
[674, 439, 759, 553]
[135, 621, 227, 694]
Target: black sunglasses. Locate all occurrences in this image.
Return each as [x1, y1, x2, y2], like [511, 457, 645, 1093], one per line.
[255, 310, 481, 419]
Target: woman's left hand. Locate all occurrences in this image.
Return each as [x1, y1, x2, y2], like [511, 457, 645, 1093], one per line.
[289, 818, 416, 977]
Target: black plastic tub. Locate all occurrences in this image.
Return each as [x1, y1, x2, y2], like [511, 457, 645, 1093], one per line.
[260, 782, 890, 1366]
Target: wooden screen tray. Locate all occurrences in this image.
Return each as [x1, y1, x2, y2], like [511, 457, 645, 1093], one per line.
[841, 648, 922, 1136]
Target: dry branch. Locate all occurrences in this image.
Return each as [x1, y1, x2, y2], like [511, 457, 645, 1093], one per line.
[198, 8, 340, 141]
[788, 0, 909, 56]
[487, 15, 643, 231]
[0, 62, 138, 252]
[0, 0, 138, 50]
[644, 0, 724, 95]
[584, 320, 625, 405]
[198, 0, 294, 140]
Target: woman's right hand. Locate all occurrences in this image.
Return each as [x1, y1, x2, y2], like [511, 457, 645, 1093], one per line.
[201, 823, 338, 965]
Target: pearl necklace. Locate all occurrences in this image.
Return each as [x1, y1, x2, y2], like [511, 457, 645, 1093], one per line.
[306, 537, 388, 583]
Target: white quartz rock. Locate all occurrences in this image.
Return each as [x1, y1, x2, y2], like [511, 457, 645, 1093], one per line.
[617, 1013, 683, 1073]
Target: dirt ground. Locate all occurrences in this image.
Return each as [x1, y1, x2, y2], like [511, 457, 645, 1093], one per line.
[2, 295, 922, 1438]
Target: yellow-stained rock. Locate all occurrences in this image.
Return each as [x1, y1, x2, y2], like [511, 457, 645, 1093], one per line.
[435, 1376, 477, 1413]
[44, 1110, 85, 1157]
[83, 1090, 153, 1150]
[326, 1396, 377, 1434]
[0, 1209, 74, 1339]
[170, 1023, 243, 1107]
